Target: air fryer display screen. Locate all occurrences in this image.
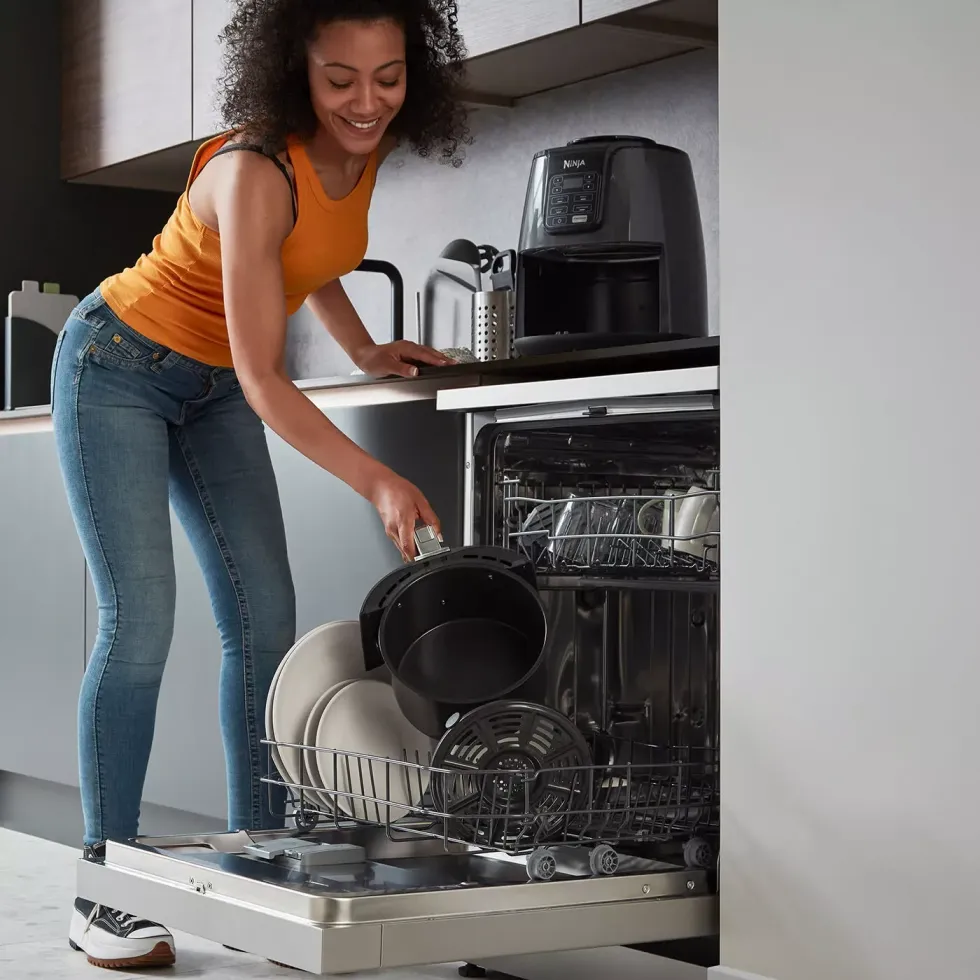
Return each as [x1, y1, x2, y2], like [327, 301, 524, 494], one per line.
[562, 176, 585, 190]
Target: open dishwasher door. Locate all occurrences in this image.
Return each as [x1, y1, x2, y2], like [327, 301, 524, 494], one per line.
[78, 826, 716, 974]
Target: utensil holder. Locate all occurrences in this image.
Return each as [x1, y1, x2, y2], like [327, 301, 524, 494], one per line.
[472, 289, 515, 361]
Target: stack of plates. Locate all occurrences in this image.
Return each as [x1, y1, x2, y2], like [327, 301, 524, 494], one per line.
[264, 621, 433, 821]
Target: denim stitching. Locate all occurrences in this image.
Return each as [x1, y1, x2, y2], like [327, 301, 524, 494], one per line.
[70, 339, 120, 845]
[173, 428, 261, 828]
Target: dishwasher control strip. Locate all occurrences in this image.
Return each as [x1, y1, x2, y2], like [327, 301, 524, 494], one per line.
[436, 366, 719, 413]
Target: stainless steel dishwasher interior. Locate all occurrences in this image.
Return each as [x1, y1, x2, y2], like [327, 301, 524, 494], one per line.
[474, 410, 720, 861]
[80, 408, 721, 975]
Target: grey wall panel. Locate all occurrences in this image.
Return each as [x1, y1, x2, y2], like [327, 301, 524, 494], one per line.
[719, 2, 980, 979]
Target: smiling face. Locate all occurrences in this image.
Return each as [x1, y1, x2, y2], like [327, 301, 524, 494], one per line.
[307, 18, 407, 156]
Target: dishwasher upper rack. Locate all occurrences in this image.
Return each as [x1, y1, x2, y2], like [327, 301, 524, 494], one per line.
[262, 736, 718, 865]
[500, 484, 720, 578]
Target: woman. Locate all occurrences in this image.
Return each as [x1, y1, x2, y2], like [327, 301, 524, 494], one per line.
[56, 1, 467, 969]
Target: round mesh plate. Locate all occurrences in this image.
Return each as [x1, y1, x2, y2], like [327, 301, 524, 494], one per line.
[430, 701, 591, 849]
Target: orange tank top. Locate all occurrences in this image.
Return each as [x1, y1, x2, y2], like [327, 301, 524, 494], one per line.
[99, 133, 378, 367]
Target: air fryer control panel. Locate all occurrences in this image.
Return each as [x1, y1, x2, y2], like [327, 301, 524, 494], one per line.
[543, 147, 605, 233]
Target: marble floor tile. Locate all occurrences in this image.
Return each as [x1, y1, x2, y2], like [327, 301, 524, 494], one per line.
[0, 940, 143, 980]
[0, 828, 467, 978]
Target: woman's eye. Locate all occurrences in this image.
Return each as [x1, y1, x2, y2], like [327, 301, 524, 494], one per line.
[328, 79, 353, 90]
[378, 79, 401, 89]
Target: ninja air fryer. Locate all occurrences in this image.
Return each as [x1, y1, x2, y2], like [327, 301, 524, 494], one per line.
[515, 135, 708, 356]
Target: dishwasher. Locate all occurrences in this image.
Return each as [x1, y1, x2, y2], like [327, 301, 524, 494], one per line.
[77, 365, 721, 977]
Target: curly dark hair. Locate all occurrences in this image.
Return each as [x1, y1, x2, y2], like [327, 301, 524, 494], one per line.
[218, 0, 470, 165]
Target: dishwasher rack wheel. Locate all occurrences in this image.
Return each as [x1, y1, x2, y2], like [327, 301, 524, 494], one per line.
[683, 837, 715, 870]
[589, 843, 620, 876]
[526, 847, 558, 881]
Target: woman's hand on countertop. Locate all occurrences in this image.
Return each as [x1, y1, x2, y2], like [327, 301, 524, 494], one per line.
[367, 468, 442, 561]
[353, 340, 454, 378]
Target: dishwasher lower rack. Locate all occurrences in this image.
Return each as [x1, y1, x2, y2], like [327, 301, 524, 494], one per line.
[80, 826, 717, 974]
[264, 732, 719, 881]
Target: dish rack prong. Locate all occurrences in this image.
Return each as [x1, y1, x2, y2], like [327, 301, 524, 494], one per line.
[498, 475, 720, 579]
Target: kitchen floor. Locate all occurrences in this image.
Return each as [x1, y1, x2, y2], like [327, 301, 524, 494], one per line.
[0, 828, 462, 979]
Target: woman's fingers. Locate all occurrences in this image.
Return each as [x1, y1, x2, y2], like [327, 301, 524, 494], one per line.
[396, 341, 454, 366]
[386, 356, 419, 378]
[415, 493, 441, 538]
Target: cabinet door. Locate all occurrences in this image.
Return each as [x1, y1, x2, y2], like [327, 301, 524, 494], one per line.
[192, 0, 236, 140]
[61, 0, 193, 177]
[0, 433, 86, 787]
[582, 0, 659, 20]
[456, 0, 579, 59]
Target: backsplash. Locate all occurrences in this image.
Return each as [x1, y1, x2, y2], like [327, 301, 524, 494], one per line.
[285, 47, 718, 380]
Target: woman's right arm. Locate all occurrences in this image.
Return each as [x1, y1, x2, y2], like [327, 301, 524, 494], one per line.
[210, 151, 439, 559]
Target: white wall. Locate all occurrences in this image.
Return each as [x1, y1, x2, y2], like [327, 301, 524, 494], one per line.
[719, 3, 980, 980]
[286, 48, 718, 379]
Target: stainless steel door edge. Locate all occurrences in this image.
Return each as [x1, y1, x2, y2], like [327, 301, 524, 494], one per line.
[77, 860, 377, 975]
[100, 837, 712, 925]
[78, 860, 717, 975]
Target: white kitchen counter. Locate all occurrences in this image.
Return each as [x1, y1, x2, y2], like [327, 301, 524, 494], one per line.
[0, 372, 482, 436]
[0, 827, 464, 979]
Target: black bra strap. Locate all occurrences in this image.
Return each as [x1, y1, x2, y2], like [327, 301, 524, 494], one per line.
[210, 142, 298, 225]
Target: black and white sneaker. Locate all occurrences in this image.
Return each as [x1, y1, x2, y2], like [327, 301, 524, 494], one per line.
[69, 897, 176, 970]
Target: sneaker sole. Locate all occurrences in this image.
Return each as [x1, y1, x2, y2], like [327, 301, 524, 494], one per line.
[70, 938, 176, 970]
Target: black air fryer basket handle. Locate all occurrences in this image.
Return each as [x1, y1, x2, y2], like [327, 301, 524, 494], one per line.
[354, 259, 404, 342]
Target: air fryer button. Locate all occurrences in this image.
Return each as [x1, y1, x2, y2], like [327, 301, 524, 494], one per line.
[572, 204, 591, 214]
[548, 215, 568, 227]
[572, 193, 594, 203]
[550, 205, 568, 215]
[583, 182, 595, 192]
[550, 194, 570, 204]
[572, 215, 589, 224]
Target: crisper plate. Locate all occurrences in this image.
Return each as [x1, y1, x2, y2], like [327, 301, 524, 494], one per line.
[79, 827, 717, 974]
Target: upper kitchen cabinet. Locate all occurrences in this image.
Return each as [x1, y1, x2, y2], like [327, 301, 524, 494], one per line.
[62, 0, 717, 191]
[192, 0, 236, 140]
[456, 0, 579, 62]
[582, 0, 717, 35]
[61, 0, 193, 180]
[461, 0, 717, 103]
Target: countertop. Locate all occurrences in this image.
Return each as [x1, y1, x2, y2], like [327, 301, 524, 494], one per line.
[0, 337, 719, 435]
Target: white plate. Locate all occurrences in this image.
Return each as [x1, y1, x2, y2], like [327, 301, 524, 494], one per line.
[315, 679, 433, 822]
[300, 679, 357, 812]
[269, 620, 376, 791]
